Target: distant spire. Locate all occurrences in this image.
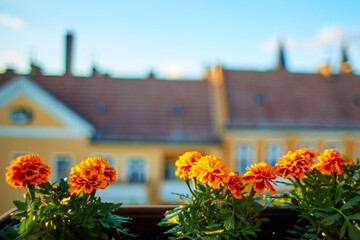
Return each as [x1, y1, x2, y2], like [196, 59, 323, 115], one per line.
[339, 44, 352, 74]
[148, 69, 156, 79]
[273, 40, 286, 71]
[341, 45, 349, 63]
[30, 57, 42, 76]
[91, 63, 100, 77]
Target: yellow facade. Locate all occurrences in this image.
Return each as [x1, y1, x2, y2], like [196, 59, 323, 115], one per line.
[1, 70, 360, 215]
[0, 89, 223, 212]
[0, 136, 222, 213]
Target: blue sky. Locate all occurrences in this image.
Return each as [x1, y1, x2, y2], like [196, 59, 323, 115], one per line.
[0, 0, 359, 79]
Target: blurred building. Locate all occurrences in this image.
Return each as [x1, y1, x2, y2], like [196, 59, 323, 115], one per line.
[1, 33, 359, 213]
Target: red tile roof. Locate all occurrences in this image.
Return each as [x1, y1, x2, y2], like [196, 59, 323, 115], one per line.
[0, 73, 219, 143]
[223, 69, 360, 129]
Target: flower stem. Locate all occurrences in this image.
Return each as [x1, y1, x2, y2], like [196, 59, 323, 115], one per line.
[248, 187, 256, 201]
[90, 190, 96, 200]
[191, 178, 198, 192]
[27, 183, 35, 202]
[185, 179, 196, 198]
[206, 185, 211, 222]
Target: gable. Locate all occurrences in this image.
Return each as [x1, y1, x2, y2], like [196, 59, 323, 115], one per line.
[0, 94, 65, 127]
[0, 76, 95, 138]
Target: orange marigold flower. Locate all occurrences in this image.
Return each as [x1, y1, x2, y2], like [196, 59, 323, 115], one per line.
[312, 149, 352, 175]
[275, 148, 317, 179]
[175, 151, 202, 179]
[242, 162, 277, 194]
[68, 157, 116, 195]
[226, 172, 245, 199]
[5, 154, 51, 188]
[189, 155, 230, 189]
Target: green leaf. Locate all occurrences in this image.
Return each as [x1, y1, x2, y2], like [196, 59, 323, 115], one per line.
[340, 221, 348, 238]
[13, 200, 26, 211]
[197, 183, 207, 193]
[317, 171, 330, 184]
[199, 236, 211, 240]
[98, 231, 108, 240]
[341, 196, 360, 211]
[60, 179, 69, 191]
[224, 215, 234, 230]
[348, 213, 360, 220]
[87, 221, 96, 229]
[304, 233, 317, 238]
[348, 221, 360, 240]
[322, 213, 340, 224]
[234, 212, 246, 222]
[203, 229, 224, 235]
[100, 221, 110, 228]
[111, 203, 122, 210]
[313, 207, 334, 212]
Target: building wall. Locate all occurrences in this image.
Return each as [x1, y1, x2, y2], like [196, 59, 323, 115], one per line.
[1, 70, 360, 215]
[0, 134, 222, 214]
[226, 130, 360, 174]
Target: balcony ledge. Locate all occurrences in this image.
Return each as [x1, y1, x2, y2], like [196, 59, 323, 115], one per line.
[1, 205, 299, 240]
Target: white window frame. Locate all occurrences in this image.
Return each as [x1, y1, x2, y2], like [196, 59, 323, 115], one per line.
[53, 154, 74, 182]
[323, 140, 342, 152]
[164, 157, 177, 180]
[297, 139, 318, 151]
[123, 154, 149, 183]
[265, 140, 284, 166]
[90, 153, 118, 177]
[236, 144, 252, 173]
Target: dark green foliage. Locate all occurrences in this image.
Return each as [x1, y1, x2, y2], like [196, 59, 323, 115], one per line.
[279, 159, 360, 240]
[0, 180, 132, 239]
[160, 180, 268, 239]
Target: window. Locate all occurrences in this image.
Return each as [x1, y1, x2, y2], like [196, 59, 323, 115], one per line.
[237, 144, 252, 172]
[266, 144, 282, 166]
[164, 158, 176, 180]
[105, 158, 114, 168]
[170, 105, 183, 116]
[324, 142, 341, 152]
[252, 92, 265, 103]
[298, 140, 316, 150]
[128, 158, 145, 183]
[10, 108, 32, 124]
[54, 156, 72, 182]
[92, 155, 115, 168]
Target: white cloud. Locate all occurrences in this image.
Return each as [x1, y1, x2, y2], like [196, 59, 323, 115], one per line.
[0, 13, 23, 29]
[3, 50, 26, 62]
[259, 26, 360, 54]
[160, 62, 193, 79]
[304, 26, 344, 50]
[0, 50, 28, 72]
[259, 37, 277, 52]
[0, 64, 6, 73]
[258, 36, 295, 53]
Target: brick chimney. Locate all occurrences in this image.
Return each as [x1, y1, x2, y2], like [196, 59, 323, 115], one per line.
[65, 32, 73, 76]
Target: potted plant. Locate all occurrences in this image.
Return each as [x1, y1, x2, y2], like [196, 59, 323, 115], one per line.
[0, 154, 132, 240]
[160, 151, 278, 239]
[274, 148, 360, 240]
